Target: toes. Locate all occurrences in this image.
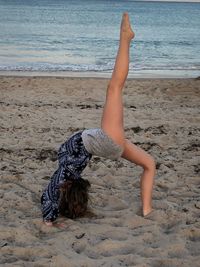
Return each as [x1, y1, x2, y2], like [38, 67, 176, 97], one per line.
[123, 12, 129, 18]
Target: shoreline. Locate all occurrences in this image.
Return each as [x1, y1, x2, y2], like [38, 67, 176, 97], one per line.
[0, 69, 199, 79]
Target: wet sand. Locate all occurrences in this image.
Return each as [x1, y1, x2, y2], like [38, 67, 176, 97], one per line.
[0, 76, 200, 266]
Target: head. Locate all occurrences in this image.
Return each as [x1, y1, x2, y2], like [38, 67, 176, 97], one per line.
[58, 178, 91, 219]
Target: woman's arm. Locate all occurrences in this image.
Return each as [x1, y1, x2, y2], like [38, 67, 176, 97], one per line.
[41, 168, 64, 223]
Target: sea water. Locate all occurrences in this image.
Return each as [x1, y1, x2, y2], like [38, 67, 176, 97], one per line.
[0, 0, 200, 76]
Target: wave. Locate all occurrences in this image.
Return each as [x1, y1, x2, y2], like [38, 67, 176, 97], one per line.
[0, 63, 199, 72]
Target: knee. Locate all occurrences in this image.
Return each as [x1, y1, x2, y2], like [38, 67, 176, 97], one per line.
[143, 155, 156, 174]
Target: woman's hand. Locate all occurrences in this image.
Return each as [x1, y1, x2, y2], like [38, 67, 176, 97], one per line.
[43, 220, 67, 229]
[44, 220, 53, 227]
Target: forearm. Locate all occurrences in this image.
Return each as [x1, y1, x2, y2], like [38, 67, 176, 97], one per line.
[41, 167, 65, 223]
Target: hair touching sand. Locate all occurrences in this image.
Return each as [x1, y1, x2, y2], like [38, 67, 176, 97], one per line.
[58, 178, 91, 219]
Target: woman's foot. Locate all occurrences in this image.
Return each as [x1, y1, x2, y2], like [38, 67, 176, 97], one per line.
[143, 207, 153, 217]
[120, 13, 135, 42]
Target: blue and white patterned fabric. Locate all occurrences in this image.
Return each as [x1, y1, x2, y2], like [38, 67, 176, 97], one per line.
[41, 131, 92, 222]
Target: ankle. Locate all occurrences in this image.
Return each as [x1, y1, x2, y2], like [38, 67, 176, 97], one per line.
[142, 206, 152, 217]
[119, 37, 132, 46]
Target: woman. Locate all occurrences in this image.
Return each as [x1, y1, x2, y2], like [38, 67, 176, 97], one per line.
[41, 13, 155, 226]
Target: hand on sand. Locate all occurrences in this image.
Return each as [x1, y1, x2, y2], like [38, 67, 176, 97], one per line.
[44, 221, 53, 227]
[44, 221, 67, 229]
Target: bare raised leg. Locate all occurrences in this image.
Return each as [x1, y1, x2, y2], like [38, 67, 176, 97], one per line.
[101, 13, 155, 216]
[101, 13, 135, 148]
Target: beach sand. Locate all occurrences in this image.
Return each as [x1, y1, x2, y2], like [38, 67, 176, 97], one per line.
[0, 76, 200, 267]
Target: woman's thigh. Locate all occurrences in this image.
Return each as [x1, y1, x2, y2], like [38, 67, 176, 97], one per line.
[121, 139, 154, 169]
[101, 86, 125, 147]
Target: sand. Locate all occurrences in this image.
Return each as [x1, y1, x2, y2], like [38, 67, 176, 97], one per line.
[0, 76, 200, 267]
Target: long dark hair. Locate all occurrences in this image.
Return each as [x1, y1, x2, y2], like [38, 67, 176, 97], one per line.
[58, 178, 91, 219]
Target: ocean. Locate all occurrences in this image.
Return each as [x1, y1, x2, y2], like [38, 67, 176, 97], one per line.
[0, 0, 200, 76]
